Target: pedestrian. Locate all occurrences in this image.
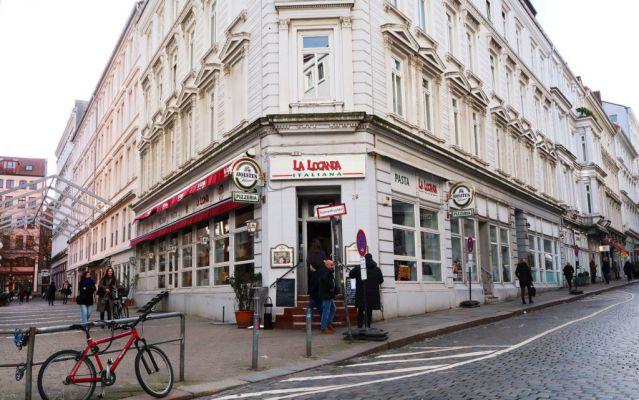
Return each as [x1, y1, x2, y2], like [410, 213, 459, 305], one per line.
[349, 253, 384, 328]
[317, 257, 336, 334]
[515, 258, 534, 305]
[602, 256, 611, 284]
[306, 239, 326, 318]
[563, 262, 575, 292]
[18, 286, 25, 303]
[25, 285, 32, 302]
[589, 258, 597, 284]
[61, 279, 72, 304]
[624, 260, 633, 282]
[98, 267, 120, 321]
[47, 281, 57, 306]
[612, 261, 620, 280]
[77, 271, 96, 325]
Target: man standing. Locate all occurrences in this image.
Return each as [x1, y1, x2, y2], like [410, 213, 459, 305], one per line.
[623, 260, 633, 281]
[47, 281, 57, 306]
[563, 262, 575, 292]
[25, 285, 32, 302]
[589, 259, 597, 284]
[602, 256, 611, 284]
[515, 258, 534, 305]
[612, 261, 620, 280]
[318, 258, 336, 334]
[349, 253, 384, 329]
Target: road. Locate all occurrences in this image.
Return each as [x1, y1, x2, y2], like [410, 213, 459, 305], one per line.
[210, 286, 639, 400]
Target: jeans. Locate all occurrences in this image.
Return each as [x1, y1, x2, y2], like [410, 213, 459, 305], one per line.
[80, 304, 93, 325]
[320, 300, 336, 330]
[308, 298, 323, 318]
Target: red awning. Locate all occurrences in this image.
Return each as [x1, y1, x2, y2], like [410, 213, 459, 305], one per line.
[134, 163, 233, 222]
[131, 201, 243, 246]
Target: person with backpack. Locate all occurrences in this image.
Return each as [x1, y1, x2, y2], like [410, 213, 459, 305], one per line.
[349, 253, 384, 328]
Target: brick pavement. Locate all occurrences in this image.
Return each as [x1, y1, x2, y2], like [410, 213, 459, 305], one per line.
[0, 279, 635, 399]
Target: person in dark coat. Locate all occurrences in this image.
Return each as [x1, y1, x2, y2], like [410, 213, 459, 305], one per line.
[349, 253, 384, 328]
[317, 257, 336, 334]
[77, 271, 96, 324]
[623, 260, 633, 281]
[47, 282, 57, 306]
[307, 239, 327, 316]
[562, 262, 574, 292]
[98, 267, 121, 321]
[602, 256, 611, 284]
[515, 258, 533, 305]
[612, 261, 620, 280]
[589, 259, 597, 284]
[61, 279, 72, 304]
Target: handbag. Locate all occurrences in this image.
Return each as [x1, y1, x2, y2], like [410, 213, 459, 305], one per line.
[529, 285, 537, 297]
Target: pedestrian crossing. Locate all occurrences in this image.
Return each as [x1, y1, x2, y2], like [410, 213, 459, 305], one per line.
[0, 299, 81, 334]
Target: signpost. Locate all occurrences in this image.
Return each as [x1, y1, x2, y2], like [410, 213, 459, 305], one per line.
[451, 209, 474, 218]
[232, 191, 260, 204]
[459, 236, 480, 308]
[315, 203, 347, 219]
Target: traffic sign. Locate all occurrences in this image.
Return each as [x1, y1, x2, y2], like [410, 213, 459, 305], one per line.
[356, 229, 367, 257]
[466, 236, 474, 253]
[315, 203, 347, 219]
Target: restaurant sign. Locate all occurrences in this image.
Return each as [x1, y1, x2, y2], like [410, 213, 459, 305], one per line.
[269, 154, 365, 180]
[390, 162, 442, 203]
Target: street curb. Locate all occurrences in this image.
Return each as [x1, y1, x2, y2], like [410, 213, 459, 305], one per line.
[124, 280, 638, 400]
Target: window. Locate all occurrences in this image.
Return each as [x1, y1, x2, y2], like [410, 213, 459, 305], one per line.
[301, 34, 332, 99]
[209, 91, 215, 142]
[25, 165, 33, 171]
[196, 222, 210, 286]
[519, 83, 526, 116]
[393, 200, 416, 281]
[158, 239, 167, 289]
[446, 13, 455, 53]
[451, 218, 478, 281]
[505, 68, 513, 103]
[15, 235, 24, 250]
[391, 57, 403, 115]
[465, 31, 474, 69]
[530, 41, 537, 72]
[18, 197, 25, 209]
[472, 112, 481, 156]
[451, 98, 461, 145]
[580, 135, 587, 162]
[515, 25, 521, 53]
[585, 184, 592, 213]
[7, 180, 14, 188]
[188, 29, 195, 70]
[138, 245, 147, 273]
[26, 236, 34, 250]
[489, 53, 498, 89]
[490, 225, 511, 282]
[485, 0, 492, 20]
[421, 78, 432, 131]
[0, 179, 3, 188]
[420, 209, 441, 281]
[501, 9, 507, 38]
[210, 1, 216, 45]
[610, 114, 617, 123]
[213, 214, 230, 285]
[167, 235, 179, 288]
[171, 52, 178, 90]
[417, 0, 426, 30]
[388, 0, 397, 6]
[180, 228, 193, 287]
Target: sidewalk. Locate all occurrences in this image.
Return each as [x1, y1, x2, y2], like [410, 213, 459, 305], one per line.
[123, 279, 638, 400]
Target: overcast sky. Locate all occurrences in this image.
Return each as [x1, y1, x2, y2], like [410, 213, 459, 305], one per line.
[0, 0, 637, 174]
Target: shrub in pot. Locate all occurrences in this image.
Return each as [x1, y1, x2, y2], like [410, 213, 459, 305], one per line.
[229, 269, 262, 328]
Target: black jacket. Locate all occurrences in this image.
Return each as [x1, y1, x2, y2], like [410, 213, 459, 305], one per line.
[349, 254, 384, 310]
[317, 265, 336, 301]
[515, 261, 533, 285]
[602, 261, 611, 274]
[47, 283, 57, 296]
[77, 278, 96, 306]
[562, 264, 574, 278]
[307, 250, 328, 301]
[624, 261, 633, 275]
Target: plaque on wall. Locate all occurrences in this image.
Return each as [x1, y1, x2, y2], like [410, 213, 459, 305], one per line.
[271, 244, 294, 268]
[275, 278, 295, 307]
[344, 242, 360, 265]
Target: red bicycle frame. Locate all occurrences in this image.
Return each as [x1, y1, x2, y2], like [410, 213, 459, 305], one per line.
[67, 328, 140, 384]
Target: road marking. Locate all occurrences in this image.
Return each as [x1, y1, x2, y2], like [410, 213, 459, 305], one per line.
[0, 318, 81, 327]
[409, 345, 509, 350]
[213, 385, 346, 399]
[346, 350, 496, 367]
[239, 290, 635, 400]
[376, 346, 505, 358]
[283, 364, 448, 382]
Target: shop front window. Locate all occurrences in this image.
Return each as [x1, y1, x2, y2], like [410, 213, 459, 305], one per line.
[158, 239, 167, 289]
[168, 235, 178, 288]
[232, 207, 254, 280]
[196, 223, 210, 286]
[420, 209, 441, 281]
[490, 225, 511, 282]
[451, 218, 478, 282]
[213, 214, 230, 285]
[138, 244, 147, 273]
[148, 242, 156, 271]
[180, 228, 193, 287]
[393, 200, 417, 281]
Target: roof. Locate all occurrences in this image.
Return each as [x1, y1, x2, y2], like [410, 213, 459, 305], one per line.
[0, 156, 47, 177]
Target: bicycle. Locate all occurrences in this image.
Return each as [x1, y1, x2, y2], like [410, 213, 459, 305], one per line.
[37, 291, 173, 400]
[111, 287, 130, 320]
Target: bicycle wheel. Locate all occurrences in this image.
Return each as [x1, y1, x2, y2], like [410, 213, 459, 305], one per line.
[135, 345, 174, 398]
[37, 349, 96, 400]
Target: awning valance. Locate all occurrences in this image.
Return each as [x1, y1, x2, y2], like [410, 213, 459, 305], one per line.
[134, 162, 233, 222]
[131, 200, 243, 246]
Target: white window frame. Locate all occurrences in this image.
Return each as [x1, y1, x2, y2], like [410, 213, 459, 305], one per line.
[421, 77, 433, 132]
[490, 224, 511, 283]
[391, 56, 404, 116]
[298, 31, 334, 101]
[472, 111, 481, 157]
[451, 97, 461, 146]
[210, 1, 217, 46]
[417, 0, 427, 31]
[446, 12, 455, 54]
[465, 30, 474, 70]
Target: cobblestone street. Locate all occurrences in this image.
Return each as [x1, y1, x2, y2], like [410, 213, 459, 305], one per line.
[211, 285, 639, 400]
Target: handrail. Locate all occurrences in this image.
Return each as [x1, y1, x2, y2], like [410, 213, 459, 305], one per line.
[269, 261, 305, 288]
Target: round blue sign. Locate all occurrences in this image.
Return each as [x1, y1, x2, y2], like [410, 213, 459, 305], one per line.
[356, 229, 367, 257]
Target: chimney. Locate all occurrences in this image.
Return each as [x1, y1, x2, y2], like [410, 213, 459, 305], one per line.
[593, 91, 602, 104]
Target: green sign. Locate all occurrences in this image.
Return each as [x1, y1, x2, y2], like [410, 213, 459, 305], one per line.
[451, 208, 474, 218]
[233, 191, 260, 204]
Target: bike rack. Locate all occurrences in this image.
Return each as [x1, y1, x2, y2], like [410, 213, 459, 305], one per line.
[0, 311, 186, 400]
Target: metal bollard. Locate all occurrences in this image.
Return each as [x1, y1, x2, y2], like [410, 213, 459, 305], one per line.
[24, 326, 36, 400]
[251, 295, 260, 370]
[179, 314, 185, 382]
[305, 306, 312, 357]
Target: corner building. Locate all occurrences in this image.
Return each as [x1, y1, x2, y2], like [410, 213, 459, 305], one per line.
[130, 0, 631, 320]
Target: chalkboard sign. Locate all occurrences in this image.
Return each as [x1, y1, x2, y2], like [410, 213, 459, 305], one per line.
[275, 278, 295, 307]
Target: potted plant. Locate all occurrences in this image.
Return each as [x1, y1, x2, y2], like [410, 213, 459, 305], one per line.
[229, 269, 262, 328]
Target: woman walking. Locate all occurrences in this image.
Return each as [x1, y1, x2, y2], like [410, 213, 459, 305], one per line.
[515, 258, 534, 305]
[98, 267, 120, 321]
[61, 279, 72, 304]
[46, 281, 57, 306]
[77, 271, 96, 325]
[349, 253, 384, 328]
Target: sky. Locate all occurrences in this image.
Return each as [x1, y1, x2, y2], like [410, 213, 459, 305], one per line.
[0, 0, 637, 175]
